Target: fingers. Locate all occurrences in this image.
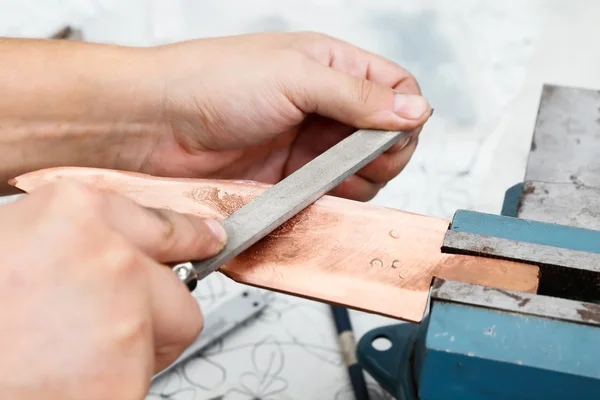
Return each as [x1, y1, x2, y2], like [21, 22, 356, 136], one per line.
[146, 261, 204, 373]
[290, 59, 431, 134]
[79, 185, 209, 372]
[285, 117, 419, 201]
[98, 192, 227, 263]
[296, 31, 422, 95]
[22, 181, 207, 376]
[328, 174, 386, 202]
[356, 136, 419, 184]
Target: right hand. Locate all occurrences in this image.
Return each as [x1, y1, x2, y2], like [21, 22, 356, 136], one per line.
[0, 181, 227, 399]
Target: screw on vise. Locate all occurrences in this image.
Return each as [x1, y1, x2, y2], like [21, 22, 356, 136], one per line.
[173, 262, 198, 292]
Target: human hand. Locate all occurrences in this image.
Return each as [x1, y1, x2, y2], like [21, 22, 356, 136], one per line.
[0, 181, 226, 399]
[139, 32, 432, 201]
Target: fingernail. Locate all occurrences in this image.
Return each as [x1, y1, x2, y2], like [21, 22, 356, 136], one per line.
[397, 135, 412, 150]
[205, 219, 227, 244]
[394, 94, 430, 120]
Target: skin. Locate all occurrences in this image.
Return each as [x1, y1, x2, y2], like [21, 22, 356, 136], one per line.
[0, 31, 431, 399]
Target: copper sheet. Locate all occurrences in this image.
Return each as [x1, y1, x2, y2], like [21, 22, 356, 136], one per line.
[11, 167, 540, 322]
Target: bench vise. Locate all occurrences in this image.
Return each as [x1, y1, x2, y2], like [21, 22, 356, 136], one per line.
[356, 84, 600, 399]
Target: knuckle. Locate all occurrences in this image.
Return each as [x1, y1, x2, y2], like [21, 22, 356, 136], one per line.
[161, 218, 177, 246]
[282, 48, 306, 65]
[44, 180, 104, 214]
[112, 314, 149, 347]
[189, 96, 228, 149]
[149, 208, 176, 237]
[187, 312, 204, 342]
[146, 208, 180, 253]
[180, 319, 203, 351]
[295, 30, 337, 47]
[382, 155, 403, 179]
[101, 240, 142, 279]
[355, 78, 374, 105]
[295, 30, 325, 42]
[105, 320, 150, 399]
[176, 303, 204, 347]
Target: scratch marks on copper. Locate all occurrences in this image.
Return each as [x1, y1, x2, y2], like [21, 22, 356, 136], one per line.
[235, 207, 340, 266]
[186, 187, 249, 217]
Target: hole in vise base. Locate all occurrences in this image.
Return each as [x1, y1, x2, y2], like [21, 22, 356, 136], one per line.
[371, 335, 392, 351]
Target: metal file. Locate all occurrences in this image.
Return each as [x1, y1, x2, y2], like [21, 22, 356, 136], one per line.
[188, 129, 409, 281]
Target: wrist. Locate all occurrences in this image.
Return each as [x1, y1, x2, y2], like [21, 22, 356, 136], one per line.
[0, 39, 167, 192]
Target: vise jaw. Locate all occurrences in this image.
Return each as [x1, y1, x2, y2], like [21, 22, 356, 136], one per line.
[356, 84, 600, 399]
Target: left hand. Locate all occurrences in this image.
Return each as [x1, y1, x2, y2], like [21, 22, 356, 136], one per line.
[138, 32, 432, 201]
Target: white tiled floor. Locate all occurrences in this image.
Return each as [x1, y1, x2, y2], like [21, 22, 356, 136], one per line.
[2, 1, 600, 398]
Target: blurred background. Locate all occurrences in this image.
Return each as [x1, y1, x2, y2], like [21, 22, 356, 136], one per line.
[1, 1, 600, 399]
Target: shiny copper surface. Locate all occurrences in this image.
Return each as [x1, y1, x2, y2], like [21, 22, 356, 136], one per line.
[11, 167, 540, 322]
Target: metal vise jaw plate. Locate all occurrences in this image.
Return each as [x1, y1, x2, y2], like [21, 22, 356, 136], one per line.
[442, 210, 600, 301]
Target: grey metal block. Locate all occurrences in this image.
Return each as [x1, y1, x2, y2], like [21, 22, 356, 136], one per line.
[518, 181, 600, 230]
[431, 278, 600, 326]
[525, 84, 600, 187]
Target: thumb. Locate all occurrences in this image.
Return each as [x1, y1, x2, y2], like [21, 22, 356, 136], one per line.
[292, 62, 431, 131]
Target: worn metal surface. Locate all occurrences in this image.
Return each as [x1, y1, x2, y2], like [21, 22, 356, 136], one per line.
[518, 181, 600, 230]
[189, 129, 409, 281]
[525, 84, 600, 187]
[431, 279, 600, 326]
[443, 230, 600, 274]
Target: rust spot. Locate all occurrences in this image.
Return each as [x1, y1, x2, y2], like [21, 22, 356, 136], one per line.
[518, 298, 531, 307]
[523, 185, 536, 195]
[483, 287, 530, 306]
[577, 303, 600, 324]
[569, 175, 585, 188]
[432, 278, 446, 290]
